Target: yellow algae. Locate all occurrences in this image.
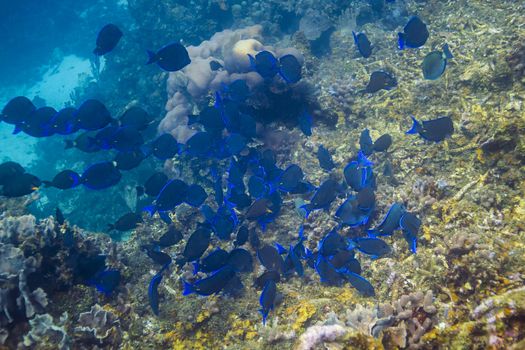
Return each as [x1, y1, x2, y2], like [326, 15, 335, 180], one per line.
[285, 301, 317, 331]
[225, 315, 258, 342]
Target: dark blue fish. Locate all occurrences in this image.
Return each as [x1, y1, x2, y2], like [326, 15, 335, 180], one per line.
[328, 250, 355, 270]
[254, 191, 282, 230]
[373, 134, 392, 152]
[119, 106, 154, 131]
[0, 161, 25, 186]
[257, 245, 285, 273]
[298, 109, 313, 136]
[91, 269, 120, 295]
[114, 149, 146, 171]
[277, 164, 304, 192]
[209, 60, 223, 71]
[108, 212, 143, 231]
[75, 99, 113, 131]
[342, 271, 375, 297]
[185, 184, 207, 207]
[317, 145, 336, 171]
[43, 170, 81, 190]
[248, 176, 268, 199]
[234, 226, 249, 246]
[315, 255, 344, 286]
[110, 126, 144, 152]
[185, 131, 214, 157]
[55, 207, 65, 226]
[1, 96, 35, 125]
[259, 280, 277, 325]
[254, 270, 280, 289]
[422, 44, 453, 80]
[81, 162, 121, 190]
[188, 106, 224, 134]
[193, 248, 228, 274]
[226, 185, 251, 209]
[288, 181, 315, 194]
[249, 50, 279, 79]
[285, 244, 303, 277]
[359, 129, 374, 156]
[227, 248, 253, 273]
[398, 16, 429, 50]
[149, 263, 170, 316]
[301, 179, 341, 217]
[94, 126, 119, 150]
[318, 229, 347, 257]
[364, 71, 397, 93]
[1, 173, 41, 197]
[48, 107, 79, 135]
[153, 225, 183, 247]
[183, 225, 212, 262]
[148, 133, 179, 160]
[406, 115, 454, 142]
[64, 132, 101, 153]
[352, 31, 372, 58]
[147, 42, 191, 72]
[227, 159, 246, 189]
[141, 172, 169, 197]
[224, 80, 250, 102]
[352, 237, 391, 258]
[278, 54, 302, 83]
[335, 196, 371, 227]
[205, 206, 238, 240]
[144, 179, 189, 217]
[400, 212, 421, 253]
[183, 265, 236, 296]
[94, 24, 123, 56]
[224, 133, 247, 156]
[249, 228, 261, 250]
[14, 106, 56, 137]
[343, 151, 374, 192]
[245, 198, 273, 221]
[142, 245, 172, 266]
[368, 202, 405, 236]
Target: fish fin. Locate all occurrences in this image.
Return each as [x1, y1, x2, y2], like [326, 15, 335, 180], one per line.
[357, 151, 373, 167]
[12, 125, 23, 135]
[442, 43, 453, 59]
[159, 211, 172, 224]
[406, 116, 420, 134]
[214, 91, 223, 109]
[146, 50, 158, 65]
[143, 205, 156, 217]
[352, 31, 358, 45]
[182, 280, 194, 296]
[274, 242, 287, 255]
[397, 33, 405, 50]
[247, 54, 256, 71]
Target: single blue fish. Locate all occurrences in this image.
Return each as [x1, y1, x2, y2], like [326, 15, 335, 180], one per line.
[318, 229, 347, 257]
[75, 99, 113, 131]
[142, 245, 173, 266]
[185, 184, 207, 207]
[278, 54, 302, 83]
[259, 280, 277, 325]
[119, 106, 154, 131]
[94, 24, 123, 56]
[298, 109, 313, 136]
[254, 270, 280, 289]
[148, 133, 180, 160]
[398, 16, 429, 50]
[149, 262, 170, 316]
[368, 203, 405, 236]
[147, 42, 191, 72]
[48, 107, 79, 135]
[94, 126, 119, 150]
[363, 71, 397, 93]
[193, 248, 229, 274]
[227, 248, 253, 273]
[152, 225, 183, 247]
[277, 164, 303, 192]
[351, 237, 391, 258]
[183, 264, 236, 296]
[43, 170, 81, 190]
[400, 212, 421, 253]
[141, 172, 169, 197]
[226, 185, 252, 209]
[422, 44, 453, 80]
[406, 115, 454, 142]
[81, 162, 122, 190]
[1, 96, 35, 125]
[301, 179, 342, 217]
[352, 31, 372, 58]
[257, 245, 285, 273]
[185, 131, 215, 157]
[234, 226, 249, 247]
[109, 126, 144, 152]
[183, 225, 212, 262]
[144, 179, 189, 216]
[315, 255, 344, 286]
[64, 132, 101, 153]
[317, 145, 336, 171]
[108, 212, 143, 232]
[373, 134, 392, 152]
[114, 149, 147, 171]
[249, 50, 279, 79]
[188, 106, 225, 134]
[328, 250, 355, 270]
[360, 129, 374, 156]
[92, 269, 120, 295]
[342, 271, 375, 297]
[335, 196, 371, 227]
[343, 151, 374, 192]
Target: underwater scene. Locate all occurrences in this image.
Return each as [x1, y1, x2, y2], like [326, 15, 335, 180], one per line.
[0, 0, 524, 349]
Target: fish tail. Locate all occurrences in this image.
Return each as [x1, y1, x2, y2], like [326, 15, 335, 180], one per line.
[352, 31, 358, 44]
[247, 54, 256, 71]
[64, 140, 74, 149]
[159, 211, 172, 225]
[12, 125, 23, 135]
[300, 204, 312, 219]
[397, 33, 405, 50]
[143, 205, 156, 217]
[406, 116, 420, 134]
[259, 309, 269, 325]
[192, 262, 199, 275]
[442, 43, 453, 59]
[146, 50, 158, 65]
[182, 280, 194, 296]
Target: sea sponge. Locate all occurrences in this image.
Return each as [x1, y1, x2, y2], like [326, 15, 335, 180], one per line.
[227, 38, 264, 72]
